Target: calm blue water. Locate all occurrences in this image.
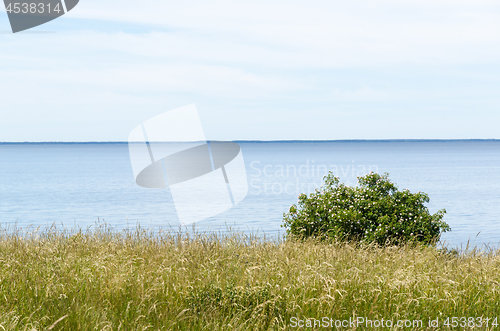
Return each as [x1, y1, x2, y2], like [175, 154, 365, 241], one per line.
[1, 141, 499, 249]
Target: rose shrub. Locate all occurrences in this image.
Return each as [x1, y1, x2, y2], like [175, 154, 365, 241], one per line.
[283, 172, 450, 245]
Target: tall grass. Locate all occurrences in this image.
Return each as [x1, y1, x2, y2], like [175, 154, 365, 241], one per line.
[0, 224, 499, 330]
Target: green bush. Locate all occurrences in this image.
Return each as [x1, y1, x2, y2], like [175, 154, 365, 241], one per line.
[283, 172, 450, 245]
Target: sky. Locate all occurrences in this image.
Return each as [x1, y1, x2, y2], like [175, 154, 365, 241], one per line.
[0, 0, 499, 141]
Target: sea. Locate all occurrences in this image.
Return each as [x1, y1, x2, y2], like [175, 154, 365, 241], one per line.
[1, 140, 499, 249]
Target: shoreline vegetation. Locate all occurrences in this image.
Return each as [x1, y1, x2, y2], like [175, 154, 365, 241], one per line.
[1, 225, 500, 330]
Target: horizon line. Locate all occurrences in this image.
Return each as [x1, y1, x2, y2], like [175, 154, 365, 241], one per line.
[1, 139, 500, 144]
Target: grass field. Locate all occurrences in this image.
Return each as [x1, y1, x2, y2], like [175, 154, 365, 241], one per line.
[0, 224, 499, 330]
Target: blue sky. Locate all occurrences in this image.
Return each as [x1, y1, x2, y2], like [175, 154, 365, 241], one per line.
[0, 0, 499, 141]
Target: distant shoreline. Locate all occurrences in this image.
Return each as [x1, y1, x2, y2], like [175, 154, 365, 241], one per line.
[1, 139, 500, 144]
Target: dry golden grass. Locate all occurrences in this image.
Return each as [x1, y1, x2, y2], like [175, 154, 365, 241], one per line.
[0, 224, 499, 330]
